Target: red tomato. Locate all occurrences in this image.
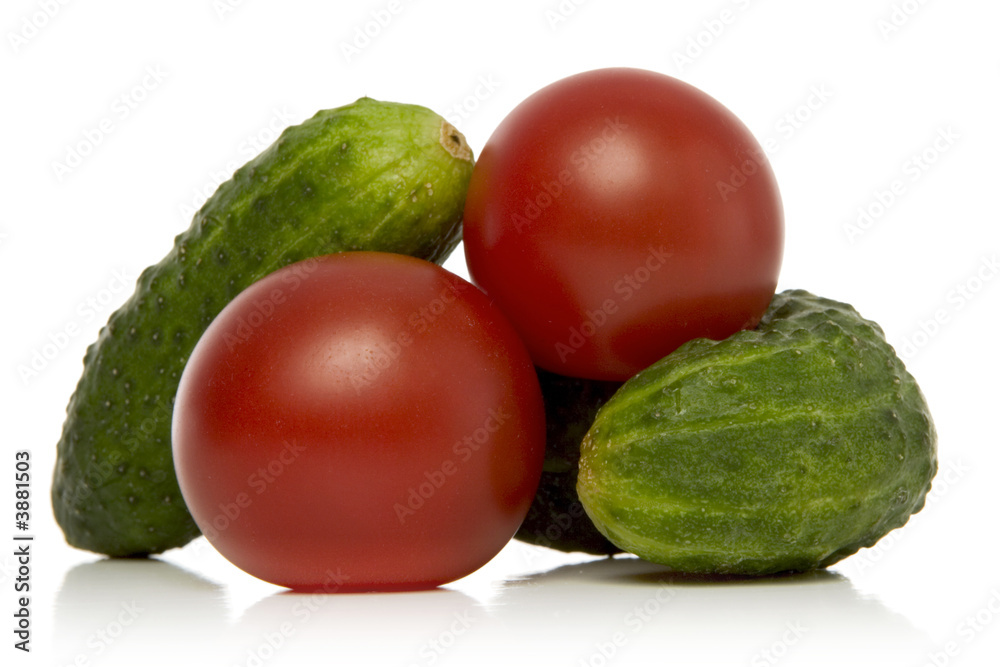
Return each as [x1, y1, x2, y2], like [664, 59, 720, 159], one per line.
[463, 67, 784, 381]
[172, 252, 545, 592]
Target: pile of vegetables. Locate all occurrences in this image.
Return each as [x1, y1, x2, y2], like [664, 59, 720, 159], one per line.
[52, 68, 936, 591]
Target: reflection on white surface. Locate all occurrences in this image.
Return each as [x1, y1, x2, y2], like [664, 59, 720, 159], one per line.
[53, 558, 232, 665]
[50, 554, 931, 666]
[233, 587, 486, 666]
[476, 556, 930, 665]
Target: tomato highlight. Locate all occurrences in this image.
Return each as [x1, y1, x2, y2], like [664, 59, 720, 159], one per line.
[463, 67, 784, 380]
[173, 252, 545, 592]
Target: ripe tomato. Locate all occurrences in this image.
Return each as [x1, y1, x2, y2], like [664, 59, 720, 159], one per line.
[172, 252, 545, 591]
[463, 67, 784, 381]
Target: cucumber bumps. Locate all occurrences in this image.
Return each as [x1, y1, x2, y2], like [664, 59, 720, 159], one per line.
[578, 290, 937, 575]
[52, 98, 475, 556]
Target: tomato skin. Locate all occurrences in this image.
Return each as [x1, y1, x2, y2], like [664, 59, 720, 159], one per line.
[463, 67, 784, 381]
[172, 252, 545, 591]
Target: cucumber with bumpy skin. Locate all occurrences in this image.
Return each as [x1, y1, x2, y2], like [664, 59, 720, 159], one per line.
[578, 289, 937, 575]
[52, 97, 475, 557]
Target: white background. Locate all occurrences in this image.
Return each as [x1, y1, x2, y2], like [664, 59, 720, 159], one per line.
[3, 0, 999, 665]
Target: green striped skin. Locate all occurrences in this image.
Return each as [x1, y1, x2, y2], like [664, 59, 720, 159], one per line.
[52, 98, 475, 557]
[577, 290, 937, 575]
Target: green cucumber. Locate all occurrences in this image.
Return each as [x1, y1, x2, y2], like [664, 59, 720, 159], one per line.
[52, 97, 475, 557]
[515, 368, 622, 555]
[578, 289, 937, 575]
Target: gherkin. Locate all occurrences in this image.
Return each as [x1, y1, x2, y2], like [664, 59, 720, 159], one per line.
[515, 368, 623, 555]
[578, 289, 937, 575]
[52, 98, 475, 557]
